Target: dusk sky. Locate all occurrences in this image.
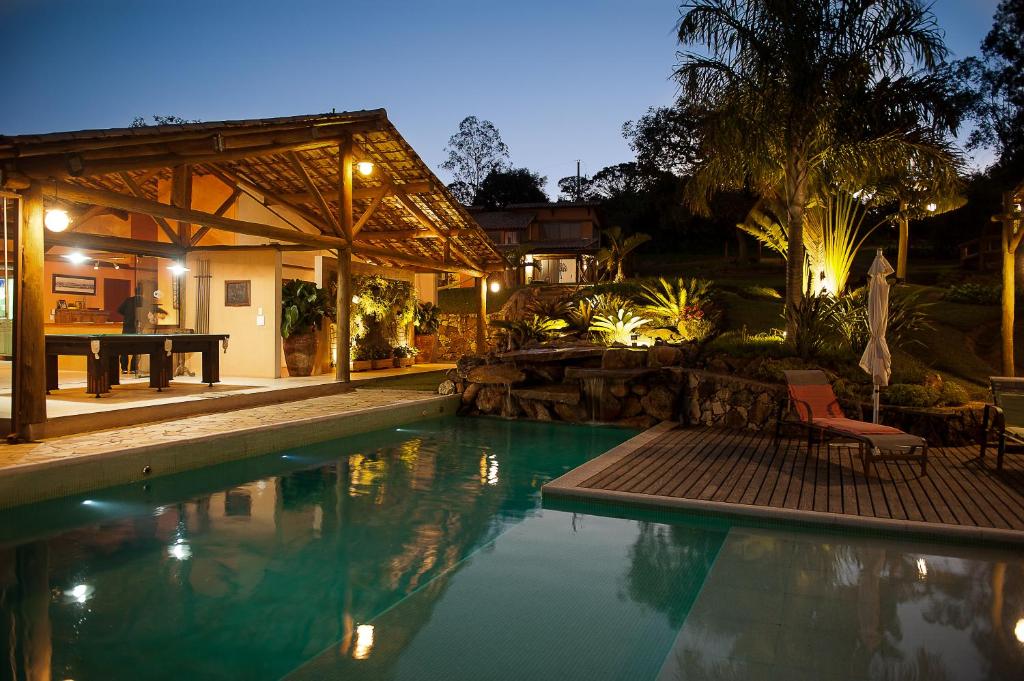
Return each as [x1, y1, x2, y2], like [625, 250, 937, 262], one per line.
[0, 0, 1003, 194]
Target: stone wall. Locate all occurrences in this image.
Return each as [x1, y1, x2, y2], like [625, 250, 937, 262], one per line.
[434, 313, 502, 362]
[683, 370, 784, 430]
[444, 348, 984, 446]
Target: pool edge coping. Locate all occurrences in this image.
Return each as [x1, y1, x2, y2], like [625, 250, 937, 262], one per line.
[0, 393, 460, 509]
[542, 422, 1024, 547]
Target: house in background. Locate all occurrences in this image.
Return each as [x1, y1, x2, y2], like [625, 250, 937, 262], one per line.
[468, 201, 603, 286]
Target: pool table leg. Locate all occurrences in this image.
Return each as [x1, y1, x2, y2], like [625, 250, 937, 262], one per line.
[149, 352, 171, 391]
[86, 354, 110, 397]
[201, 346, 220, 386]
[45, 354, 58, 393]
[106, 355, 120, 388]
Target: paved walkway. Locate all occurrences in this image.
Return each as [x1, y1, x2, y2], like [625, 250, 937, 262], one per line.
[0, 388, 439, 473]
[545, 424, 1024, 544]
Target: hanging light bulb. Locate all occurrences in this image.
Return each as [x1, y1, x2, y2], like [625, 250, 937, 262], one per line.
[489, 280, 501, 293]
[45, 208, 70, 232]
[356, 161, 374, 176]
[64, 251, 88, 265]
[167, 262, 190, 276]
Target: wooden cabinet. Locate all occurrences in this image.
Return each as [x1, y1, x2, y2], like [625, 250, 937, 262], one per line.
[54, 308, 109, 324]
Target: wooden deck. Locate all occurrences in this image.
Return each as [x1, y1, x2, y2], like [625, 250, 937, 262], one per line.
[544, 425, 1024, 542]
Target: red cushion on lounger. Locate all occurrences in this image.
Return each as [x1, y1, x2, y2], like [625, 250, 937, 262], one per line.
[788, 384, 844, 421]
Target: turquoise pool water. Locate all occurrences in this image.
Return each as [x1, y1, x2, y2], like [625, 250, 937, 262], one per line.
[0, 417, 1021, 680]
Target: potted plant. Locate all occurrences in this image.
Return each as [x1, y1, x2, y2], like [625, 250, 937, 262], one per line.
[352, 343, 373, 372]
[371, 344, 392, 370]
[281, 280, 335, 376]
[393, 345, 416, 368]
[414, 302, 441, 363]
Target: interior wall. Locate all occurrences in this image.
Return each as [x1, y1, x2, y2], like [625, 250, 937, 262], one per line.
[186, 249, 281, 378]
[43, 259, 140, 321]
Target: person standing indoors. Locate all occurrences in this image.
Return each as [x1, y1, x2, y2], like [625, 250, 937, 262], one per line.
[116, 285, 142, 373]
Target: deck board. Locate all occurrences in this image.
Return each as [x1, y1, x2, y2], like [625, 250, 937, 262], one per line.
[576, 426, 1024, 535]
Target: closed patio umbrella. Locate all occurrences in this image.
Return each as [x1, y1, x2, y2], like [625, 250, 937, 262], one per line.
[859, 249, 895, 423]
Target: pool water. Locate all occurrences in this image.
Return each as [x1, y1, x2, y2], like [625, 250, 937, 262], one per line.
[0, 417, 1021, 680]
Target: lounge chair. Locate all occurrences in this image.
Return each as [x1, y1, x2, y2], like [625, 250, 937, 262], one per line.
[778, 370, 928, 475]
[980, 377, 1024, 471]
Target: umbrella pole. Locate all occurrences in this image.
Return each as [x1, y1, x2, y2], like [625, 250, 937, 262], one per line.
[872, 386, 880, 424]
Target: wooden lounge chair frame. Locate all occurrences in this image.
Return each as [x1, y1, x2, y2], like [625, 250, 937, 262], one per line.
[776, 370, 928, 475]
[979, 376, 1024, 471]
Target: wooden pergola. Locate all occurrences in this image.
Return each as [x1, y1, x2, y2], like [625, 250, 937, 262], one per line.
[0, 110, 505, 437]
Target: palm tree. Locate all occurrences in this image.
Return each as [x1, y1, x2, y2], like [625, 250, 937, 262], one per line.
[596, 226, 651, 282]
[676, 0, 959, 332]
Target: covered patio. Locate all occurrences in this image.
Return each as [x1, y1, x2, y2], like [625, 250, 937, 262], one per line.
[0, 111, 504, 440]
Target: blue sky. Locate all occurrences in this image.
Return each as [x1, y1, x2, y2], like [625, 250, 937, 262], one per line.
[0, 1, 1003, 194]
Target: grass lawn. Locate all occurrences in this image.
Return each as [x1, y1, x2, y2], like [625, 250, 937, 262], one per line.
[355, 370, 447, 391]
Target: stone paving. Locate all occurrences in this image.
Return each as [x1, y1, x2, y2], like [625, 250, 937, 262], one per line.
[0, 388, 439, 472]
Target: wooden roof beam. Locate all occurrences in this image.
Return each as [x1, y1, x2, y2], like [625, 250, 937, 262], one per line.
[15, 137, 347, 180]
[390, 186, 485, 272]
[354, 244, 483, 277]
[118, 171, 181, 244]
[190, 187, 241, 246]
[44, 230, 185, 259]
[352, 184, 389, 236]
[203, 164, 337, 239]
[352, 227, 476, 241]
[268, 181, 432, 205]
[1, 117, 385, 160]
[287, 151, 342, 236]
[40, 180, 351, 252]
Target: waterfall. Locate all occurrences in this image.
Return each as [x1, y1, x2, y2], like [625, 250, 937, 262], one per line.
[581, 376, 606, 423]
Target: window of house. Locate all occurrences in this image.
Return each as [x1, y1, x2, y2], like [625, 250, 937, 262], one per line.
[540, 222, 582, 240]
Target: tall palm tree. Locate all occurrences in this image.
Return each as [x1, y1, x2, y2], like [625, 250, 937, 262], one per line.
[676, 0, 959, 332]
[596, 226, 651, 282]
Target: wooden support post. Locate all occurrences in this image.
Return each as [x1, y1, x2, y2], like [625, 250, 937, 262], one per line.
[997, 186, 1024, 376]
[171, 165, 192, 245]
[896, 202, 909, 281]
[1002, 229, 1015, 376]
[476, 276, 487, 353]
[16, 184, 47, 435]
[336, 248, 352, 382]
[337, 138, 355, 382]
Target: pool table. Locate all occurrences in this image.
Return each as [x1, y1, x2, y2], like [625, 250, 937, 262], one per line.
[45, 333, 229, 396]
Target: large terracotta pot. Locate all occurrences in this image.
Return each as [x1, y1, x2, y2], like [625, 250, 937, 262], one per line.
[414, 334, 437, 363]
[283, 331, 320, 376]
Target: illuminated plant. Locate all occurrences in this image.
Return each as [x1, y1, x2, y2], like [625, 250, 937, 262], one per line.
[638, 277, 714, 338]
[590, 309, 651, 346]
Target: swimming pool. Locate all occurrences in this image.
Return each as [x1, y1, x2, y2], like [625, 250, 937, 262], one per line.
[0, 417, 1020, 680]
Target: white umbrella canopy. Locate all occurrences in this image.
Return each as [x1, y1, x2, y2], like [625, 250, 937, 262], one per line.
[859, 249, 895, 423]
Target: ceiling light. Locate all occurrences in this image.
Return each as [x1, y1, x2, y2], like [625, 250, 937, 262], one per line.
[45, 208, 70, 232]
[489, 280, 501, 293]
[356, 161, 374, 176]
[64, 251, 88, 265]
[167, 262, 190, 276]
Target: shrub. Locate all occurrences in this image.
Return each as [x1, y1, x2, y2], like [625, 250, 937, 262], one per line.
[882, 384, 940, 408]
[705, 330, 788, 360]
[833, 287, 932, 352]
[590, 309, 651, 346]
[638, 277, 718, 341]
[490, 316, 567, 352]
[414, 302, 441, 335]
[939, 381, 970, 407]
[740, 285, 782, 300]
[943, 282, 1001, 305]
[785, 294, 838, 360]
[752, 356, 812, 383]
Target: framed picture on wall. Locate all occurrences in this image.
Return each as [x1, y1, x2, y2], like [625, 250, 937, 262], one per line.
[52, 274, 96, 296]
[225, 280, 251, 307]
